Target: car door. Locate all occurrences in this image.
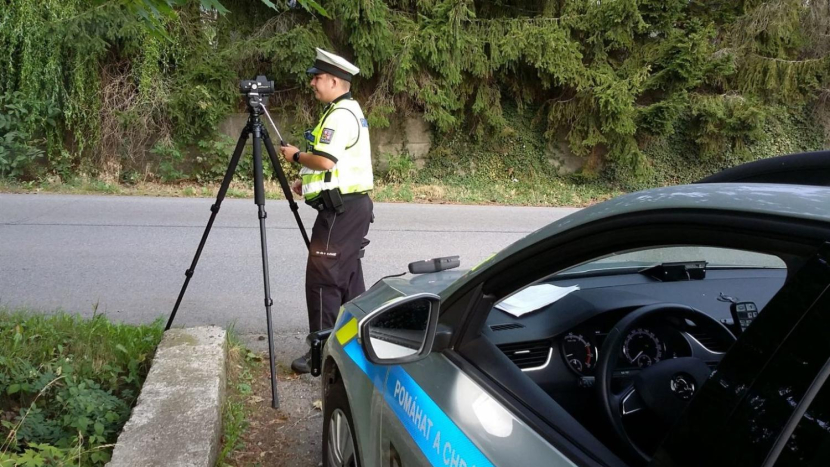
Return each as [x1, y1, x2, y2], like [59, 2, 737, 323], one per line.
[379, 353, 590, 467]
[439, 208, 830, 466]
[372, 286, 591, 467]
[361, 187, 830, 467]
[651, 242, 830, 466]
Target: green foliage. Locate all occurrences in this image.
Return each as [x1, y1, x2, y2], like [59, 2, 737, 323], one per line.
[636, 91, 689, 137]
[381, 152, 416, 183]
[151, 140, 186, 182]
[194, 135, 238, 182]
[687, 93, 768, 159]
[612, 104, 824, 190]
[2, 0, 830, 186]
[418, 103, 560, 188]
[0, 93, 57, 179]
[0, 310, 163, 467]
[215, 329, 258, 467]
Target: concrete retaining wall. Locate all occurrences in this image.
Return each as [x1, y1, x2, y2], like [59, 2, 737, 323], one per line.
[217, 111, 589, 176]
[108, 326, 227, 467]
[217, 112, 434, 173]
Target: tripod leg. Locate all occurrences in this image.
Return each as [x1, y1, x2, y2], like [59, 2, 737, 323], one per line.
[166, 127, 250, 331]
[252, 120, 281, 409]
[262, 128, 311, 248]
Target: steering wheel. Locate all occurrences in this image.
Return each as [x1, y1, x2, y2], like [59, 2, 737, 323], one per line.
[595, 304, 736, 463]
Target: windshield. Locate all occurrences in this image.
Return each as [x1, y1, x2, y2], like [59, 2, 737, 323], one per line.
[556, 246, 786, 276]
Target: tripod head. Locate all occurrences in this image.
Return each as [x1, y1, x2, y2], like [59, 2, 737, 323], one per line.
[240, 75, 275, 114]
[240, 75, 287, 145]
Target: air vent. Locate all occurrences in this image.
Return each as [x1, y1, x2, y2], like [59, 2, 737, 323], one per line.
[686, 328, 731, 353]
[497, 339, 551, 370]
[489, 323, 525, 332]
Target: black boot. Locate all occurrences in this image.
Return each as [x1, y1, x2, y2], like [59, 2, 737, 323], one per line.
[291, 350, 311, 374]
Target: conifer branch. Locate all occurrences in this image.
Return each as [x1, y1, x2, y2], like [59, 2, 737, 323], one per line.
[748, 53, 828, 64]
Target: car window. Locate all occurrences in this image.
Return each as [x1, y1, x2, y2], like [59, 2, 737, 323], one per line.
[493, 245, 786, 323]
[557, 246, 785, 276]
[772, 373, 830, 466]
[482, 241, 792, 462]
[652, 246, 830, 467]
[459, 215, 830, 467]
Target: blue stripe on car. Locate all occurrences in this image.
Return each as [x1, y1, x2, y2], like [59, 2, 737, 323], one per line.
[343, 340, 496, 467]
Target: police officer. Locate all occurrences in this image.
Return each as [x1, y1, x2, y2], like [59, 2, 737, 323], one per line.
[280, 48, 374, 374]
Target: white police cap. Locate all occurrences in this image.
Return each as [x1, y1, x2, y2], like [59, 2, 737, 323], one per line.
[306, 48, 360, 82]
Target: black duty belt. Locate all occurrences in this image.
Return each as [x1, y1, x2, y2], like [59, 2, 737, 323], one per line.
[342, 192, 369, 201]
[306, 189, 368, 213]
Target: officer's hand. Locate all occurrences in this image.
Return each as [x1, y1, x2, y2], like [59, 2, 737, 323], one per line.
[280, 144, 300, 162]
[291, 179, 302, 196]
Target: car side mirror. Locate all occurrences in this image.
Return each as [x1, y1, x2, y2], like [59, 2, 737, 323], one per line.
[358, 293, 440, 365]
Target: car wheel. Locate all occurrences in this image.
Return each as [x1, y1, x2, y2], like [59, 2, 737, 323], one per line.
[323, 377, 360, 467]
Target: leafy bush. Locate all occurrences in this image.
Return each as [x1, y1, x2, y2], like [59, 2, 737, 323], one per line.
[687, 93, 767, 160]
[0, 132, 42, 180]
[0, 311, 163, 466]
[151, 140, 186, 183]
[195, 135, 242, 182]
[610, 105, 825, 191]
[0, 92, 58, 179]
[3, 0, 830, 187]
[381, 152, 416, 184]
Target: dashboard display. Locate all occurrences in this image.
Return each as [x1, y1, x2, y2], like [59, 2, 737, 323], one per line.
[555, 321, 693, 377]
[623, 328, 663, 368]
[562, 333, 597, 375]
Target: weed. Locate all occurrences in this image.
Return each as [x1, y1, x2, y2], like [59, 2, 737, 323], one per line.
[381, 153, 416, 184]
[215, 328, 259, 467]
[226, 187, 247, 198]
[0, 309, 163, 466]
[151, 141, 186, 183]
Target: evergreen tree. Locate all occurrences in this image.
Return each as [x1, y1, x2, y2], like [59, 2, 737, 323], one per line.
[2, 0, 828, 180]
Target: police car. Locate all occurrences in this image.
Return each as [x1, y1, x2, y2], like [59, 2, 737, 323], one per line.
[309, 151, 830, 467]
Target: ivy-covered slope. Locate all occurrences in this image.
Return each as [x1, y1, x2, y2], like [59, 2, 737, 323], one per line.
[1, 0, 828, 185]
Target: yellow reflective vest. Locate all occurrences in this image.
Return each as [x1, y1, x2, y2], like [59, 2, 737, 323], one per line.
[301, 93, 373, 200]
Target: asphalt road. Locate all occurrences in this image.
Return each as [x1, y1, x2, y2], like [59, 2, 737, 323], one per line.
[0, 194, 578, 336]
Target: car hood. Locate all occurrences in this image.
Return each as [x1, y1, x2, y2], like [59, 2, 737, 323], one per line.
[350, 270, 468, 314]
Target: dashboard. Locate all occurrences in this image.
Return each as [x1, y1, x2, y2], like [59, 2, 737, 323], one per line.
[475, 265, 789, 453]
[560, 318, 694, 377]
[482, 268, 787, 393]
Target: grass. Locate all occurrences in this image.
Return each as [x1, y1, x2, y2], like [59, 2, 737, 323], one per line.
[0, 176, 623, 207]
[0, 310, 262, 467]
[0, 177, 299, 201]
[215, 328, 261, 467]
[0, 102, 627, 208]
[372, 178, 623, 207]
[0, 308, 162, 374]
[0, 307, 164, 466]
[2, 103, 824, 208]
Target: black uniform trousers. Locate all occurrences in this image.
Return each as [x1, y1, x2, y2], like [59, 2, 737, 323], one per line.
[306, 194, 373, 333]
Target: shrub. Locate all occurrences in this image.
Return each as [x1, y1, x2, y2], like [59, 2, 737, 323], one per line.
[0, 311, 163, 466]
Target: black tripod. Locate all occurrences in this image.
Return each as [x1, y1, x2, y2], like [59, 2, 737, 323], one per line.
[165, 76, 309, 409]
